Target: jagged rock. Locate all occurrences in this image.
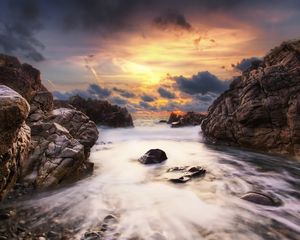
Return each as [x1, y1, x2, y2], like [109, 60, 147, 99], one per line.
[0, 54, 99, 196]
[241, 192, 281, 206]
[0, 85, 31, 200]
[47, 108, 99, 157]
[55, 95, 134, 128]
[168, 111, 206, 127]
[202, 40, 300, 158]
[139, 149, 167, 164]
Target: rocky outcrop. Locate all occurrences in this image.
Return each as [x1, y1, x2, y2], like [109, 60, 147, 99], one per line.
[168, 111, 206, 127]
[0, 86, 31, 200]
[202, 40, 300, 158]
[0, 54, 99, 193]
[55, 95, 134, 128]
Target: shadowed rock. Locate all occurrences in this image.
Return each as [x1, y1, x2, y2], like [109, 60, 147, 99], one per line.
[168, 111, 206, 127]
[139, 149, 167, 164]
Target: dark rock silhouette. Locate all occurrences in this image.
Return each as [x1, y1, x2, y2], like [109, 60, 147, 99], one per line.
[168, 111, 206, 127]
[55, 95, 134, 128]
[202, 40, 300, 158]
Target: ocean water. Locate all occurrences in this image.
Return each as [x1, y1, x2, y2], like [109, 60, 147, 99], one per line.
[3, 120, 300, 239]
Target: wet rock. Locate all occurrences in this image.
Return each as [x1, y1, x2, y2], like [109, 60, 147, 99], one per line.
[241, 192, 281, 206]
[166, 166, 206, 184]
[139, 149, 167, 164]
[159, 120, 167, 123]
[202, 39, 300, 158]
[55, 95, 134, 128]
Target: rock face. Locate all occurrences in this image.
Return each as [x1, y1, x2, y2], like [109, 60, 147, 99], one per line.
[0, 86, 31, 200]
[168, 111, 206, 128]
[139, 149, 167, 164]
[0, 54, 99, 193]
[55, 95, 134, 128]
[202, 40, 300, 158]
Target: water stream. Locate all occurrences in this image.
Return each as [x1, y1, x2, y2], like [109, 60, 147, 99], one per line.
[1, 121, 300, 239]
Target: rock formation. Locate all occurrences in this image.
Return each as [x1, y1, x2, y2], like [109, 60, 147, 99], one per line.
[0, 86, 31, 200]
[168, 111, 206, 127]
[0, 54, 99, 196]
[54, 95, 134, 128]
[202, 40, 300, 158]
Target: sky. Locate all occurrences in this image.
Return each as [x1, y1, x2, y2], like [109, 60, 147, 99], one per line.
[0, 0, 300, 114]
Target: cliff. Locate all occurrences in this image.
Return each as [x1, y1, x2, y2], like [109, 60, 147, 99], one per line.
[201, 40, 300, 158]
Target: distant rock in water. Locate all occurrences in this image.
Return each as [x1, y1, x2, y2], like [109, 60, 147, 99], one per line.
[54, 95, 134, 128]
[167, 111, 206, 127]
[0, 54, 99, 198]
[139, 149, 167, 164]
[166, 166, 206, 183]
[202, 40, 300, 158]
[241, 192, 282, 206]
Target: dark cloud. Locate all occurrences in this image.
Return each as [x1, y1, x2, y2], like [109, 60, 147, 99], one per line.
[113, 87, 135, 98]
[174, 71, 230, 95]
[109, 96, 128, 105]
[88, 84, 111, 97]
[157, 87, 176, 99]
[153, 9, 192, 31]
[141, 94, 156, 102]
[53, 84, 111, 100]
[0, 0, 45, 61]
[139, 101, 157, 111]
[232, 57, 262, 72]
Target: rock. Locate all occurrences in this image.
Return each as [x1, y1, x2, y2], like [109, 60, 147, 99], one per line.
[168, 111, 206, 127]
[55, 95, 134, 128]
[139, 149, 167, 164]
[47, 108, 99, 157]
[202, 40, 300, 158]
[159, 120, 167, 123]
[0, 54, 99, 196]
[0, 85, 31, 200]
[166, 166, 206, 183]
[241, 192, 281, 206]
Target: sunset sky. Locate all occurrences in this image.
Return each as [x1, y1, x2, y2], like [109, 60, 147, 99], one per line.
[1, 0, 300, 114]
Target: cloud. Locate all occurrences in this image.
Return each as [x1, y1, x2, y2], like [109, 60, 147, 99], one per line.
[113, 87, 135, 98]
[232, 57, 262, 72]
[109, 96, 128, 105]
[53, 84, 111, 100]
[88, 83, 111, 97]
[141, 94, 156, 102]
[0, 0, 45, 61]
[153, 9, 192, 31]
[157, 87, 176, 99]
[139, 101, 157, 111]
[174, 71, 230, 95]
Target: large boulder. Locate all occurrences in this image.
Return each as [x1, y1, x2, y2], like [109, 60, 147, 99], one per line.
[202, 40, 300, 158]
[0, 85, 31, 200]
[55, 95, 134, 128]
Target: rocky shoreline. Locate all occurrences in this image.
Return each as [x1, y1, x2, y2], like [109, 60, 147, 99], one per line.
[201, 40, 300, 159]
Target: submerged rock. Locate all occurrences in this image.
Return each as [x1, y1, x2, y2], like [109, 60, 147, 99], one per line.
[166, 166, 206, 183]
[241, 192, 282, 206]
[139, 149, 167, 164]
[202, 40, 300, 158]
